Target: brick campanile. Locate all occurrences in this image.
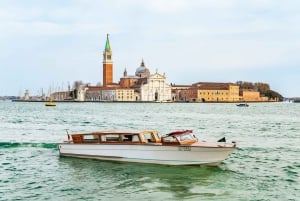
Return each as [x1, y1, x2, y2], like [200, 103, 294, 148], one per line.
[103, 34, 113, 86]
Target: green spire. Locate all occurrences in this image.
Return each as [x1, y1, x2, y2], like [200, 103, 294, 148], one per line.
[105, 34, 111, 51]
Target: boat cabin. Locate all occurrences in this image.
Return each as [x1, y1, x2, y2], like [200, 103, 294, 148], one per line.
[69, 129, 198, 146]
[70, 130, 161, 144]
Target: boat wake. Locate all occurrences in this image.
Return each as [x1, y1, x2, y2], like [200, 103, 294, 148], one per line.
[0, 142, 58, 149]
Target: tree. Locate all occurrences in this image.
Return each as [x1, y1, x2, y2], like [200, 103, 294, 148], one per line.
[265, 90, 283, 101]
[254, 82, 270, 95]
[237, 81, 283, 101]
[236, 81, 254, 90]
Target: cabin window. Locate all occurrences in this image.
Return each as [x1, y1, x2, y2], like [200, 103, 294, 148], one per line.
[83, 135, 99, 143]
[179, 134, 193, 141]
[143, 132, 153, 142]
[83, 135, 94, 140]
[154, 132, 161, 139]
[101, 134, 120, 142]
[106, 134, 120, 141]
[132, 135, 140, 142]
[122, 135, 133, 142]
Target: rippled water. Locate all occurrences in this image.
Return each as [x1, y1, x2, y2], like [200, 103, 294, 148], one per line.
[0, 101, 299, 200]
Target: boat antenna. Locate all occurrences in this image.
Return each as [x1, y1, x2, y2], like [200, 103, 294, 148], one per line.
[66, 129, 69, 134]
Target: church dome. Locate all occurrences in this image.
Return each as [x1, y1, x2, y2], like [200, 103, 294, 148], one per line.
[135, 60, 150, 77]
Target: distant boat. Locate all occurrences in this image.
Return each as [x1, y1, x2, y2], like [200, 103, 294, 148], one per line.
[45, 98, 56, 107]
[236, 103, 249, 107]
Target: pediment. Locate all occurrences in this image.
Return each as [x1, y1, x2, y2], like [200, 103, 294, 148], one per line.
[149, 72, 165, 80]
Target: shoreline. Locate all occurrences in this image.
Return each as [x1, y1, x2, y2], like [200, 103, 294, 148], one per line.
[11, 99, 280, 103]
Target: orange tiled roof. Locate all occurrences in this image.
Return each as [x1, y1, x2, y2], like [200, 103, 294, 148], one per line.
[192, 82, 237, 90]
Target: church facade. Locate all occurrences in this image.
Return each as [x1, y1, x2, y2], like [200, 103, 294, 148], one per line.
[139, 71, 172, 102]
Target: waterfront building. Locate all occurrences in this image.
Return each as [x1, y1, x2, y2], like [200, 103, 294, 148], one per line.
[51, 91, 72, 101]
[76, 85, 88, 101]
[240, 90, 261, 102]
[115, 88, 135, 101]
[85, 86, 116, 101]
[24, 90, 30, 101]
[58, 34, 268, 103]
[85, 86, 102, 101]
[171, 85, 192, 102]
[101, 88, 116, 101]
[85, 86, 136, 102]
[183, 82, 240, 102]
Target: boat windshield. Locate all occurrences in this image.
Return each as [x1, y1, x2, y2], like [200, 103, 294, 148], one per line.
[178, 133, 195, 141]
[161, 131, 197, 145]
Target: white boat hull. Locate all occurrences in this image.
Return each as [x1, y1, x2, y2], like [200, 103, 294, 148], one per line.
[58, 143, 236, 166]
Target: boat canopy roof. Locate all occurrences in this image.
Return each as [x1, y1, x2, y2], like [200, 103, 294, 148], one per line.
[164, 130, 193, 137]
[88, 130, 157, 134]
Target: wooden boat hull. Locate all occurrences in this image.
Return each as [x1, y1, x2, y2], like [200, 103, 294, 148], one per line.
[58, 143, 236, 166]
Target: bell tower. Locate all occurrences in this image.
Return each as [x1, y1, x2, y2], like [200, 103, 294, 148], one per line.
[103, 34, 113, 86]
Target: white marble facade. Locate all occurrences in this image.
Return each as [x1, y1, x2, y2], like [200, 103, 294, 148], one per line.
[140, 71, 172, 102]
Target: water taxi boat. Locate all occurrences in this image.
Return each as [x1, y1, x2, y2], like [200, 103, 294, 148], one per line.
[58, 130, 236, 166]
[45, 97, 56, 106]
[236, 103, 249, 107]
[45, 101, 56, 106]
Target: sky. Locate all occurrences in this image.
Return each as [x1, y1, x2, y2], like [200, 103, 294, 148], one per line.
[0, 0, 300, 97]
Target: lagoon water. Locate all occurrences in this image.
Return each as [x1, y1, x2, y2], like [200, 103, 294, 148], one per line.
[0, 101, 299, 200]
